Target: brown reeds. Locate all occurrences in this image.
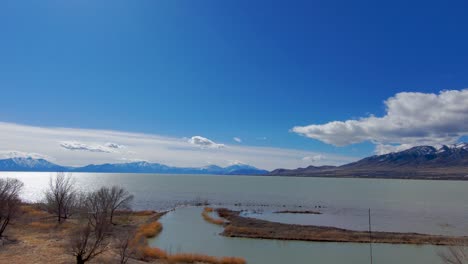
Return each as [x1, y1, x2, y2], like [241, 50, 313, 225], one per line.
[167, 253, 246, 264]
[136, 221, 162, 238]
[131, 212, 246, 264]
[202, 207, 225, 225]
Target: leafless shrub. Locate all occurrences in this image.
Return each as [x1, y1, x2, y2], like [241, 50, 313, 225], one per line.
[439, 241, 468, 264]
[44, 173, 79, 223]
[0, 178, 24, 237]
[82, 186, 133, 225]
[70, 217, 111, 264]
[105, 186, 134, 224]
[83, 190, 109, 228]
[70, 190, 112, 264]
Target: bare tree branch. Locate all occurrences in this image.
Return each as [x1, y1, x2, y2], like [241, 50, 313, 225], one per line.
[0, 178, 24, 237]
[44, 173, 79, 223]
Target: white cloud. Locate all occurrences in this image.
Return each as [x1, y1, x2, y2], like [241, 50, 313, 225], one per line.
[233, 137, 242, 143]
[118, 157, 148, 163]
[374, 144, 414, 155]
[302, 155, 324, 162]
[0, 122, 356, 169]
[105, 142, 125, 149]
[188, 136, 225, 149]
[60, 141, 113, 153]
[292, 89, 468, 152]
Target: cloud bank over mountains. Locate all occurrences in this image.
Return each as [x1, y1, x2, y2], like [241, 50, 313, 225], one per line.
[0, 122, 354, 170]
[293, 89, 468, 154]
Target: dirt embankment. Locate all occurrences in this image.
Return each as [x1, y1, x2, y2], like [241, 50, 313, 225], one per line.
[217, 208, 468, 245]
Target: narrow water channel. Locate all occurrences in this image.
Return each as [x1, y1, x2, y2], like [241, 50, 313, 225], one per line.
[149, 207, 446, 264]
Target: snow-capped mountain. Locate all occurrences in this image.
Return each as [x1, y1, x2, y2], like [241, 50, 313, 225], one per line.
[0, 157, 67, 171]
[269, 143, 468, 179]
[0, 158, 267, 175]
[344, 143, 468, 168]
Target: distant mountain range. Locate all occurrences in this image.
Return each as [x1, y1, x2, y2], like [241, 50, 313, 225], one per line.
[2, 143, 468, 179]
[0, 158, 268, 175]
[269, 143, 468, 180]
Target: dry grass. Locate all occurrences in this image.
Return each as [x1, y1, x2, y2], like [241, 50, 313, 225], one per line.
[129, 209, 246, 264]
[21, 205, 49, 218]
[28, 221, 56, 230]
[136, 221, 163, 238]
[201, 207, 225, 225]
[137, 250, 247, 264]
[1, 205, 163, 264]
[167, 253, 246, 264]
[132, 210, 157, 216]
[141, 246, 168, 259]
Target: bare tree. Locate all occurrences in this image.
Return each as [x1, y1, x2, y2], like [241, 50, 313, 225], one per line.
[83, 189, 109, 229]
[0, 178, 24, 237]
[439, 241, 468, 264]
[70, 217, 110, 264]
[98, 186, 134, 224]
[44, 173, 78, 223]
[70, 191, 111, 264]
[82, 186, 133, 225]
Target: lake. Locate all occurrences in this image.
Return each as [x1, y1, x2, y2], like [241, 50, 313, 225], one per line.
[1, 171, 466, 263]
[150, 206, 445, 264]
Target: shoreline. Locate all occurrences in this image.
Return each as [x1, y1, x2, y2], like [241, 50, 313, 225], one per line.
[217, 208, 468, 246]
[2, 170, 468, 181]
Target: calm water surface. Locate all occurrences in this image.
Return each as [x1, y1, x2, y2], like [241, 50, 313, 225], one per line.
[150, 207, 445, 264]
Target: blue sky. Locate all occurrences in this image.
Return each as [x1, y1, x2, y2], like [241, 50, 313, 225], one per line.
[1, 0, 468, 169]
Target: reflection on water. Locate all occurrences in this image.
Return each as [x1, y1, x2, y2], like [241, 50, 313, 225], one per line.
[149, 207, 446, 264]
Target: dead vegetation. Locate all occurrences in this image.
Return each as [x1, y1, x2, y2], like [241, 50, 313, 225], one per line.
[201, 207, 225, 225]
[127, 213, 245, 264]
[0, 202, 159, 263]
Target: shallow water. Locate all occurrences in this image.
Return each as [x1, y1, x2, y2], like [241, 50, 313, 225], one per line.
[2, 172, 467, 236]
[149, 207, 447, 264]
